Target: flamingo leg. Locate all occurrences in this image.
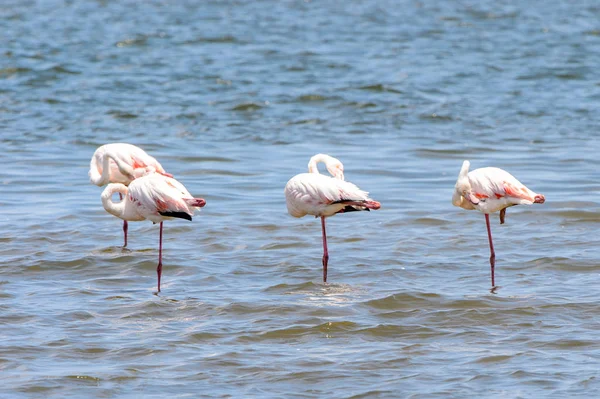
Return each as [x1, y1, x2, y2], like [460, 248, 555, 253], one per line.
[485, 214, 496, 287]
[157, 222, 163, 292]
[123, 221, 128, 247]
[321, 216, 329, 283]
[118, 193, 128, 247]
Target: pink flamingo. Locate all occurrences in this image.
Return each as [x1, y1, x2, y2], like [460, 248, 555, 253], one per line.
[284, 154, 381, 282]
[101, 173, 206, 292]
[89, 143, 172, 247]
[452, 160, 545, 287]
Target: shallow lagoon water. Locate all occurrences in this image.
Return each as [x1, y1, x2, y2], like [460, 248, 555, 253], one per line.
[2, 1, 600, 397]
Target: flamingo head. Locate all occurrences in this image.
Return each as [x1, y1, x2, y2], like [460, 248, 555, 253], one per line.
[452, 160, 475, 209]
[326, 160, 344, 181]
[308, 153, 346, 180]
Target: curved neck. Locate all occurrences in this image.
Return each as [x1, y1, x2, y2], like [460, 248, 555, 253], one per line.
[307, 154, 344, 180]
[90, 153, 112, 186]
[452, 160, 474, 209]
[459, 160, 470, 180]
[308, 154, 327, 174]
[101, 184, 129, 219]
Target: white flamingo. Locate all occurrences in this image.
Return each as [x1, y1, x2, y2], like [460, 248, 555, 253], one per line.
[452, 160, 545, 287]
[284, 154, 381, 282]
[90, 143, 172, 247]
[101, 173, 206, 292]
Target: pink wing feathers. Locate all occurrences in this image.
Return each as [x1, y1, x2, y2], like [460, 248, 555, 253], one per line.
[285, 173, 379, 218]
[89, 143, 172, 186]
[468, 167, 543, 205]
[128, 174, 205, 223]
[128, 146, 172, 178]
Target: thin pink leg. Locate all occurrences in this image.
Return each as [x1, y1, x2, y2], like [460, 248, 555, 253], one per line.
[157, 222, 163, 292]
[485, 214, 496, 287]
[123, 221, 128, 247]
[118, 193, 128, 247]
[321, 216, 329, 283]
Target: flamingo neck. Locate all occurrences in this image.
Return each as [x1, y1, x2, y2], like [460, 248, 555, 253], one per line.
[90, 152, 112, 186]
[101, 183, 136, 220]
[307, 154, 344, 180]
[452, 160, 473, 208]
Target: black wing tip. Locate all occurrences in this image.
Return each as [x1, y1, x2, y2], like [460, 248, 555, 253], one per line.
[331, 199, 354, 205]
[338, 205, 369, 214]
[158, 211, 192, 221]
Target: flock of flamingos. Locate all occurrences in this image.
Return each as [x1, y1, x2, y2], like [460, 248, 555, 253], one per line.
[90, 143, 545, 292]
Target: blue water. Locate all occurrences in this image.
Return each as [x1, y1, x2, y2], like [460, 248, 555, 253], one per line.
[2, 1, 600, 397]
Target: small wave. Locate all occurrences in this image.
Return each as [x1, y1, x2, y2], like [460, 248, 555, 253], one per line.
[0, 67, 31, 76]
[296, 94, 329, 102]
[182, 35, 239, 44]
[419, 112, 454, 122]
[517, 69, 586, 81]
[414, 148, 469, 159]
[466, 9, 519, 20]
[44, 65, 80, 75]
[364, 292, 443, 310]
[547, 209, 600, 222]
[115, 36, 148, 47]
[344, 101, 378, 108]
[230, 103, 263, 111]
[106, 110, 138, 119]
[413, 217, 449, 226]
[474, 354, 513, 364]
[358, 84, 403, 94]
[286, 118, 325, 125]
[526, 257, 600, 272]
[175, 156, 237, 163]
[260, 242, 306, 250]
[65, 375, 101, 382]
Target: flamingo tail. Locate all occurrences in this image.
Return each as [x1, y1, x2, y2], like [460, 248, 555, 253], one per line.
[184, 198, 207, 208]
[332, 199, 381, 209]
[158, 211, 192, 221]
[333, 199, 381, 213]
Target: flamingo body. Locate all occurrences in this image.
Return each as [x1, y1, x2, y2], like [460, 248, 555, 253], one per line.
[452, 160, 545, 287]
[453, 162, 544, 214]
[90, 143, 172, 247]
[285, 173, 375, 218]
[284, 154, 380, 282]
[89, 143, 171, 187]
[101, 173, 206, 292]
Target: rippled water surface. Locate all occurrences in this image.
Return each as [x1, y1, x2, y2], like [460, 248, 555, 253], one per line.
[2, 0, 600, 397]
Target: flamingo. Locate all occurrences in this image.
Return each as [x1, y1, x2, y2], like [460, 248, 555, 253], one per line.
[101, 173, 206, 292]
[452, 160, 545, 287]
[89, 143, 172, 247]
[284, 154, 381, 282]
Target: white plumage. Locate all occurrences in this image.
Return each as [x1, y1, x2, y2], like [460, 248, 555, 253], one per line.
[452, 160, 545, 287]
[89, 143, 171, 186]
[285, 173, 372, 218]
[101, 173, 206, 292]
[284, 154, 381, 282]
[89, 143, 172, 247]
[452, 160, 543, 214]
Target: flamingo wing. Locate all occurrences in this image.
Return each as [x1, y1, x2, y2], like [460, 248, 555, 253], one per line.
[469, 167, 530, 201]
[128, 174, 199, 221]
[128, 146, 170, 177]
[285, 173, 376, 217]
